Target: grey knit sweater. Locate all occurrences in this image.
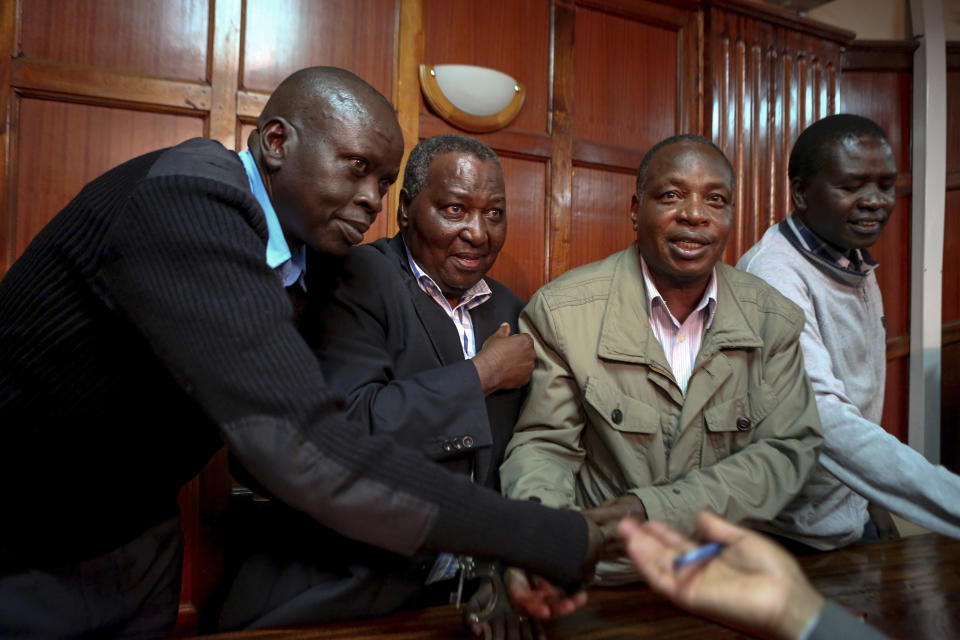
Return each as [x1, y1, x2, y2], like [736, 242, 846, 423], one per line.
[738, 216, 960, 548]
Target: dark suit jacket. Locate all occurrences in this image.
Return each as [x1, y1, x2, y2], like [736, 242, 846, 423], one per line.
[306, 234, 525, 488]
[218, 235, 526, 630]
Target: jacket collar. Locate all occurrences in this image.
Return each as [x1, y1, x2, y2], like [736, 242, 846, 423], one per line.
[597, 248, 763, 369]
[384, 234, 469, 366]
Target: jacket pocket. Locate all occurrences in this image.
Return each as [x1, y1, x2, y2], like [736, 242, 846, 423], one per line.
[702, 383, 776, 462]
[583, 376, 659, 434]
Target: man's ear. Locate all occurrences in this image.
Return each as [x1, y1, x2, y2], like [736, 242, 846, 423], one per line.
[630, 193, 640, 231]
[789, 176, 807, 213]
[259, 118, 294, 171]
[397, 189, 412, 230]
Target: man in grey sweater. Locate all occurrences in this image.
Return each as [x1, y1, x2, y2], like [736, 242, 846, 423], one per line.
[738, 114, 960, 549]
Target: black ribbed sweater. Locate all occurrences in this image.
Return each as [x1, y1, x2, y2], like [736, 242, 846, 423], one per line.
[0, 138, 586, 583]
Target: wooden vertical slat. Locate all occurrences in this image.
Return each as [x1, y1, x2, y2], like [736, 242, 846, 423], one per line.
[547, 0, 574, 280]
[208, 0, 241, 148]
[0, 0, 17, 275]
[390, 0, 423, 237]
[705, 2, 851, 261]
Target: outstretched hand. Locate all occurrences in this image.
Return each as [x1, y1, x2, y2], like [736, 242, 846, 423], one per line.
[618, 511, 824, 640]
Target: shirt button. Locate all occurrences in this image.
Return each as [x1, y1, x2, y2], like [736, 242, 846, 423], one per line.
[736, 416, 751, 431]
[611, 409, 623, 424]
[462, 435, 475, 449]
[678, 334, 686, 343]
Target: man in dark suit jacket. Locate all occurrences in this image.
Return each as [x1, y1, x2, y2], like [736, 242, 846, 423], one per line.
[218, 135, 539, 633]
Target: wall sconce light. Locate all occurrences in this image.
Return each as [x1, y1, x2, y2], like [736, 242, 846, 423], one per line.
[419, 64, 525, 133]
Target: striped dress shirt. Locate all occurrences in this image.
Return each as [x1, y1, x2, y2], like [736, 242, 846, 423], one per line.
[404, 242, 491, 358]
[640, 257, 718, 394]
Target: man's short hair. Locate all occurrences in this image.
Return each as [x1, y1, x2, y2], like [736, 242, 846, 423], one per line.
[788, 114, 889, 182]
[635, 133, 734, 196]
[402, 134, 501, 200]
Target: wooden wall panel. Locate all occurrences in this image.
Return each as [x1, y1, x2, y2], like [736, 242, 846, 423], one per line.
[947, 67, 960, 183]
[241, 0, 396, 99]
[14, 99, 203, 256]
[944, 188, 960, 324]
[20, 0, 209, 82]
[704, 1, 851, 264]
[569, 166, 636, 270]
[882, 355, 909, 443]
[573, 7, 678, 149]
[868, 197, 911, 338]
[485, 156, 548, 302]
[839, 70, 912, 176]
[421, 0, 550, 134]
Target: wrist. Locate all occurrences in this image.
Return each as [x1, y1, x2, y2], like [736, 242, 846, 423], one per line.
[472, 356, 500, 395]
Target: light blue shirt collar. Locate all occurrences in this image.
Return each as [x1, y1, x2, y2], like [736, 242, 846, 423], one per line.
[237, 150, 305, 288]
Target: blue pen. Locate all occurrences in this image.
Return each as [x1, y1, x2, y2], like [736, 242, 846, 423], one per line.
[673, 542, 725, 570]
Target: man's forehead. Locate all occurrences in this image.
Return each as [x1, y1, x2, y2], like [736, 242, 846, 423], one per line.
[429, 153, 503, 181]
[647, 142, 733, 184]
[822, 135, 896, 174]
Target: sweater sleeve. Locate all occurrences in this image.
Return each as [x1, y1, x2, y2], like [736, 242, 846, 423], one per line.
[753, 260, 960, 540]
[93, 175, 589, 584]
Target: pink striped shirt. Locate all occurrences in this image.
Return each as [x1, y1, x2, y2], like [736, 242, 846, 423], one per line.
[640, 257, 718, 394]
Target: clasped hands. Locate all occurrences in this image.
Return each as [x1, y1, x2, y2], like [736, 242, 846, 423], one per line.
[466, 495, 644, 638]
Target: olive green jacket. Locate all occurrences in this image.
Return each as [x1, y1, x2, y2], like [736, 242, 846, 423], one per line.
[501, 248, 823, 581]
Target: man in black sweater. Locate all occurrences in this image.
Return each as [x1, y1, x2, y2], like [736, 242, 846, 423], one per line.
[0, 67, 599, 638]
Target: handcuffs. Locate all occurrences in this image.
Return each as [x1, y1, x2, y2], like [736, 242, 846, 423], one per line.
[452, 556, 513, 627]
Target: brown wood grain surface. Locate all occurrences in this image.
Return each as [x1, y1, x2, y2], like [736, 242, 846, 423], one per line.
[191, 534, 960, 640]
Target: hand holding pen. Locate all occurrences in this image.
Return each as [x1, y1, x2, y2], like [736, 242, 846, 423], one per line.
[618, 512, 826, 640]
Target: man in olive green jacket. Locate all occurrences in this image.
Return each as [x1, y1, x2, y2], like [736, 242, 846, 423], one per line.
[501, 135, 823, 583]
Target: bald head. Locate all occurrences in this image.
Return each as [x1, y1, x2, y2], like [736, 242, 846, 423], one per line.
[258, 66, 396, 138]
[251, 66, 405, 257]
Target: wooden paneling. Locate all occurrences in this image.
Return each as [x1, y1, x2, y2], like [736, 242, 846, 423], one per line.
[20, 0, 209, 81]
[421, 0, 550, 134]
[704, 1, 852, 264]
[947, 67, 960, 183]
[14, 99, 203, 256]
[485, 156, 548, 302]
[882, 354, 909, 443]
[840, 70, 912, 175]
[870, 197, 911, 338]
[944, 190, 960, 324]
[547, 0, 576, 281]
[573, 6, 678, 148]
[241, 0, 396, 99]
[569, 165, 636, 269]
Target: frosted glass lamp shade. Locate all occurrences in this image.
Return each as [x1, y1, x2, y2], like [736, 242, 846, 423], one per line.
[419, 64, 525, 133]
